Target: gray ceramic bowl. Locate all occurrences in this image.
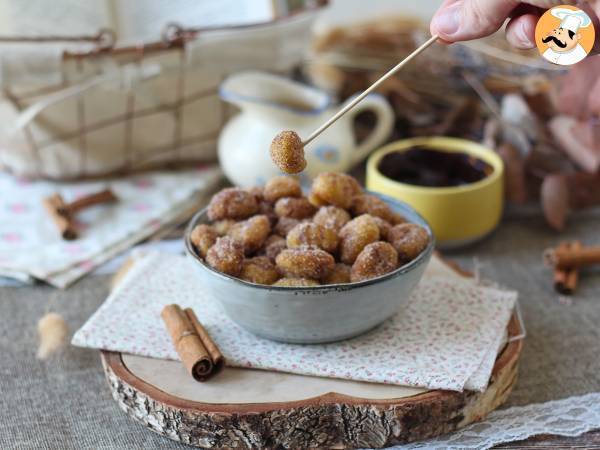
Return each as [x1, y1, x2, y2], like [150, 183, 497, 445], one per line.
[184, 193, 434, 344]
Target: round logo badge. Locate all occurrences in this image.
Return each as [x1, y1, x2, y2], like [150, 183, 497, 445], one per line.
[535, 4, 595, 66]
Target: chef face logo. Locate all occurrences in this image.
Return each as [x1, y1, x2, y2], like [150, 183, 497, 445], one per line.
[535, 5, 595, 66]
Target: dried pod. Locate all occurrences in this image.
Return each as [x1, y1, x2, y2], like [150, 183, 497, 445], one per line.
[497, 142, 527, 204]
[541, 174, 569, 231]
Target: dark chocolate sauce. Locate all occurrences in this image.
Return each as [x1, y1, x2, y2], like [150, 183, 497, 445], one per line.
[377, 146, 493, 188]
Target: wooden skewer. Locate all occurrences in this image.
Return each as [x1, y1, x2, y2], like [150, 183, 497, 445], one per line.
[301, 34, 439, 147]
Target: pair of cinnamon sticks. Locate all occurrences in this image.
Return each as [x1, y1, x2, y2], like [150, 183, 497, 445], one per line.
[161, 304, 224, 382]
[43, 189, 117, 240]
[544, 242, 600, 295]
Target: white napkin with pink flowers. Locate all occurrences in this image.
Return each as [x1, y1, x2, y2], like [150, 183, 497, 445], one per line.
[0, 166, 220, 288]
[72, 252, 517, 392]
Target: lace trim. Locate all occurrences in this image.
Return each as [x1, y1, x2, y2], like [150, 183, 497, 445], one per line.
[394, 392, 600, 449]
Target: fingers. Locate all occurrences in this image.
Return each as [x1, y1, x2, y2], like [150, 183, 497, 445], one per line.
[430, 0, 520, 42]
[430, 0, 580, 44]
[505, 13, 539, 48]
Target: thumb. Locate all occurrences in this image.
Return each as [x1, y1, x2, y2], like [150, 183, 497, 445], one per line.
[430, 0, 520, 42]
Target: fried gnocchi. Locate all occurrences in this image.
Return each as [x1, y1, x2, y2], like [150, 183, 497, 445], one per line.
[261, 234, 287, 261]
[239, 256, 280, 285]
[388, 223, 430, 263]
[205, 236, 244, 276]
[313, 206, 351, 233]
[286, 222, 339, 253]
[263, 176, 302, 203]
[322, 263, 352, 285]
[351, 241, 399, 282]
[274, 197, 316, 220]
[339, 214, 380, 264]
[351, 194, 396, 223]
[227, 214, 271, 254]
[192, 172, 429, 287]
[270, 130, 306, 174]
[207, 188, 259, 221]
[276, 247, 335, 280]
[190, 224, 218, 258]
[310, 172, 362, 209]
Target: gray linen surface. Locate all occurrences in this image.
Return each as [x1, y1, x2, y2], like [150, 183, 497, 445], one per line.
[1, 215, 599, 449]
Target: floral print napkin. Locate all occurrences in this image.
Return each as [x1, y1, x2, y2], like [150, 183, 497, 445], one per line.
[0, 166, 221, 288]
[72, 252, 517, 391]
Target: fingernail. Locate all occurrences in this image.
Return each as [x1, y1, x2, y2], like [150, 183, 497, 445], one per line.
[517, 21, 534, 47]
[433, 5, 460, 37]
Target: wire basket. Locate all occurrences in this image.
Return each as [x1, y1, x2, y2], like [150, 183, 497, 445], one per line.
[0, 3, 326, 180]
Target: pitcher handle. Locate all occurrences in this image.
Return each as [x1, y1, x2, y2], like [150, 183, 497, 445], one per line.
[344, 93, 394, 165]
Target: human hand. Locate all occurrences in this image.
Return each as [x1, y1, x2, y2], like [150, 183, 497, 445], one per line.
[430, 0, 600, 52]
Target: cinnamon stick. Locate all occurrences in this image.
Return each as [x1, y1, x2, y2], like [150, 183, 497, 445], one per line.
[544, 244, 600, 270]
[563, 241, 581, 294]
[552, 241, 580, 295]
[161, 304, 223, 382]
[43, 193, 77, 240]
[61, 189, 117, 216]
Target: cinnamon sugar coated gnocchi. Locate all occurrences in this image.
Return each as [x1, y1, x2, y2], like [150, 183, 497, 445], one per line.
[190, 224, 218, 258]
[286, 222, 338, 253]
[276, 247, 335, 280]
[339, 214, 380, 264]
[227, 215, 271, 254]
[351, 194, 397, 223]
[239, 256, 280, 285]
[322, 263, 351, 285]
[351, 241, 398, 282]
[263, 176, 302, 203]
[311, 172, 362, 209]
[270, 131, 306, 174]
[207, 188, 258, 221]
[274, 197, 316, 220]
[388, 223, 430, 264]
[313, 206, 351, 233]
[261, 234, 287, 261]
[205, 236, 244, 276]
[190, 173, 429, 287]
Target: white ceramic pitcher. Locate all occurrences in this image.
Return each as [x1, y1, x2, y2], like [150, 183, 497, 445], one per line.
[218, 71, 394, 187]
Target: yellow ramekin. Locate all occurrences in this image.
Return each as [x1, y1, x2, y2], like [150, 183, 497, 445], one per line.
[367, 137, 504, 248]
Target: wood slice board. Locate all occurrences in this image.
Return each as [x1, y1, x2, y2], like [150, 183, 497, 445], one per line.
[100, 258, 523, 449]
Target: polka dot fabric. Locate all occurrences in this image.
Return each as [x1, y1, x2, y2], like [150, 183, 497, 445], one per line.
[72, 253, 517, 392]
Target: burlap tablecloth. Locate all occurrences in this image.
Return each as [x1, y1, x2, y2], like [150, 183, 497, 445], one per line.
[1, 215, 599, 449]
